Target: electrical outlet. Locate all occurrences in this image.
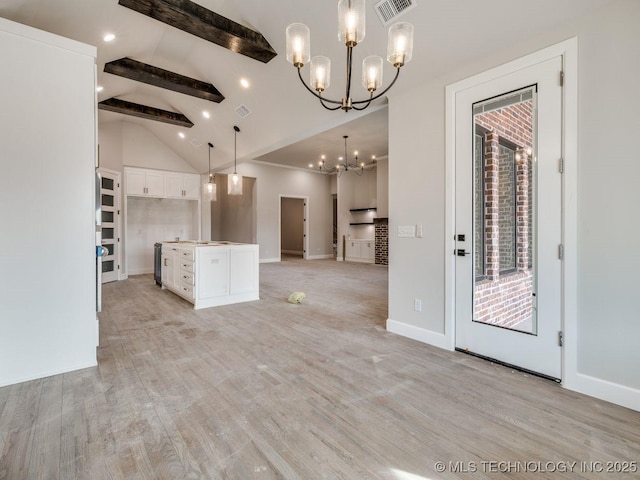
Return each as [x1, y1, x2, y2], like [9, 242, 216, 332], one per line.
[414, 298, 422, 312]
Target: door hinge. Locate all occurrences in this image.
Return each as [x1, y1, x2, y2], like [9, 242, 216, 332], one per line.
[558, 244, 564, 260]
[558, 331, 564, 347]
[559, 158, 564, 173]
[560, 71, 564, 86]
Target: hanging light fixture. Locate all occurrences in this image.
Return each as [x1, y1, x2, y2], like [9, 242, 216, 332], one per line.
[228, 125, 242, 196]
[286, 0, 414, 112]
[315, 135, 377, 176]
[203, 142, 217, 201]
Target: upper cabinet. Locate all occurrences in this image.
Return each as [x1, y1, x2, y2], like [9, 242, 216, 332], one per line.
[125, 167, 200, 200]
[165, 172, 201, 200]
[126, 169, 164, 197]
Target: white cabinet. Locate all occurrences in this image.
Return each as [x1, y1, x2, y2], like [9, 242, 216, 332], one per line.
[165, 173, 201, 200]
[126, 168, 164, 197]
[198, 249, 229, 298]
[162, 242, 259, 309]
[161, 245, 178, 290]
[125, 168, 201, 200]
[346, 239, 375, 263]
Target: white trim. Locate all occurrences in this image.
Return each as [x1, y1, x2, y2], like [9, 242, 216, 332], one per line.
[568, 374, 640, 412]
[307, 254, 334, 260]
[386, 319, 450, 350]
[0, 362, 97, 389]
[260, 257, 281, 264]
[127, 267, 154, 276]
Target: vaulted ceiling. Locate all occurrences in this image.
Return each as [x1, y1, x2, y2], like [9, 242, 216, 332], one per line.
[1, 0, 614, 174]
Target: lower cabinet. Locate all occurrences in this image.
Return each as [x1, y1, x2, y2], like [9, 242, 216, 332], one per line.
[162, 243, 259, 309]
[345, 239, 375, 263]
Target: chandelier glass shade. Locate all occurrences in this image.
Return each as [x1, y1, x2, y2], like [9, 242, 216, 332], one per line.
[203, 142, 217, 201]
[286, 0, 413, 112]
[228, 126, 243, 196]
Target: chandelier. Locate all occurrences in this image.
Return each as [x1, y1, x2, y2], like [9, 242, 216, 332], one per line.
[316, 135, 376, 176]
[286, 0, 414, 112]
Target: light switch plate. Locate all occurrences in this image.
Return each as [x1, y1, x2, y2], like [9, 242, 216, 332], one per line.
[416, 224, 423, 238]
[398, 225, 416, 238]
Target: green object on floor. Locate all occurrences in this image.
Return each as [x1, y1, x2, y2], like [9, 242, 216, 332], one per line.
[287, 292, 306, 304]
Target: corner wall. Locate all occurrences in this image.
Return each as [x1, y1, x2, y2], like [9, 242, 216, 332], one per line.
[387, 0, 640, 408]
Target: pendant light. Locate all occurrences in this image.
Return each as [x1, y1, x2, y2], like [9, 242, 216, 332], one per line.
[203, 142, 217, 201]
[228, 125, 243, 196]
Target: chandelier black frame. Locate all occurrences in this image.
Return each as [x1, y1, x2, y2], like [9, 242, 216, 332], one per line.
[286, 0, 414, 112]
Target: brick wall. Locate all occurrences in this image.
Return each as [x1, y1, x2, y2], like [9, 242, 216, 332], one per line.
[474, 99, 534, 330]
[374, 218, 388, 265]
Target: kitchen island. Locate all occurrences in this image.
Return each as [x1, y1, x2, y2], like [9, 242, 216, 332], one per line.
[161, 241, 259, 309]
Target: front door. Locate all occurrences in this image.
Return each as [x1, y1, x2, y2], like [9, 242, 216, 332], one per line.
[454, 56, 563, 380]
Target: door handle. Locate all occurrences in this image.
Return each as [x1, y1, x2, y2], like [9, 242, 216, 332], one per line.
[456, 249, 471, 256]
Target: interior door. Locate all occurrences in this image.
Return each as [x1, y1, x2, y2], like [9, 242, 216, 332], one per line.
[98, 169, 120, 283]
[454, 56, 563, 380]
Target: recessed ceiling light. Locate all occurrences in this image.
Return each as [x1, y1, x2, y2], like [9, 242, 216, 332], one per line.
[178, 132, 185, 139]
[309, 163, 313, 168]
[103, 33, 116, 42]
[96, 86, 104, 92]
[240, 78, 250, 89]
[202, 111, 210, 119]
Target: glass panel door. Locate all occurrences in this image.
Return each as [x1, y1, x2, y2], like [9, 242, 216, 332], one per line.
[473, 87, 536, 334]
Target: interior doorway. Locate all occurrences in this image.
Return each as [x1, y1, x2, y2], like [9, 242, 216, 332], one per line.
[280, 196, 308, 260]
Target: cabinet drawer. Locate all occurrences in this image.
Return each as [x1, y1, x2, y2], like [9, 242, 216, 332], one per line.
[180, 284, 194, 299]
[180, 250, 194, 261]
[180, 272, 194, 285]
[180, 261, 194, 273]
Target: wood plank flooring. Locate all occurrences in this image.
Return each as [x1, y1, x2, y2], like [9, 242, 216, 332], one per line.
[1, 258, 639, 479]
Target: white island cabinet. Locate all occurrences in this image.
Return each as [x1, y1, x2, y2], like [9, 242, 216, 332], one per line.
[161, 242, 259, 309]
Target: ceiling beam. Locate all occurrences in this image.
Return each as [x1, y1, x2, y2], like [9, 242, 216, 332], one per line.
[98, 98, 194, 127]
[118, 0, 277, 63]
[104, 58, 224, 103]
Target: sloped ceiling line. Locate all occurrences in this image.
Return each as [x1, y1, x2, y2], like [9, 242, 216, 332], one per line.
[117, 0, 277, 63]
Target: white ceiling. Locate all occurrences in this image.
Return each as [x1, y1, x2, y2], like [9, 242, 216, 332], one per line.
[1, 0, 614, 174]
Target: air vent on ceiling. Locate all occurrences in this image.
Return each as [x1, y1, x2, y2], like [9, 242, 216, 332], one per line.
[235, 104, 252, 119]
[189, 138, 202, 148]
[374, 0, 417, 26]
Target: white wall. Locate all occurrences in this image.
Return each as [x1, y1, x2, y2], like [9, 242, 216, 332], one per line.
[0, 19, 97, 386]
[387, 0, 640, 407]
[126, 198, 199, 274]
[376, 158, 389, 219]
[240, 163, 333, 262]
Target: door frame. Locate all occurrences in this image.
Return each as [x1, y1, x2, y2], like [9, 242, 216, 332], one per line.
[278, 194, 309, 261]
[444, 38, 577, 387]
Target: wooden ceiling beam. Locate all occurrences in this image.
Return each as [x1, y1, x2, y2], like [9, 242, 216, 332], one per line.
[118, 0, 277, 63]
[98, 98, 194, 127]
[104, 57, 224, 103]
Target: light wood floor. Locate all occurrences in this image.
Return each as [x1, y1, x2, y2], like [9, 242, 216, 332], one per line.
[1, 258, 639, 479]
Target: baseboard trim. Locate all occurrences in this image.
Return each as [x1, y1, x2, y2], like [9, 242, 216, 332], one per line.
[386, 319, 452, 351]
[128, 268, 153, 276]
[260, 257, 281, 264]
[307, 254, 334, 260]
[564, 372, 640, 412]
[0, 360, 98, 389]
